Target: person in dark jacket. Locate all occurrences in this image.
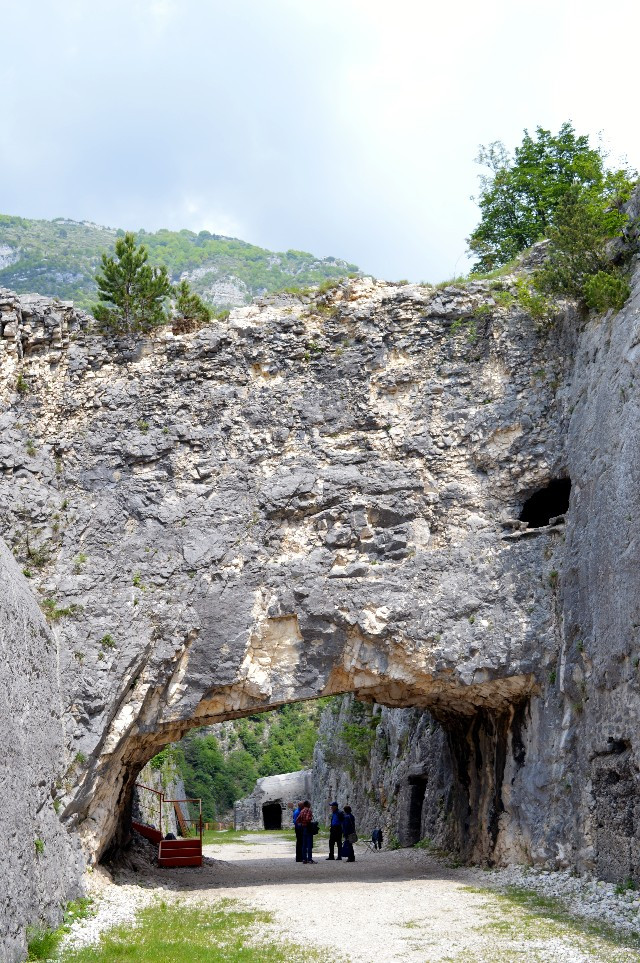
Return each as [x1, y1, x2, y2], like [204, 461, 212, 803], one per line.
[371, 827, 383, 850]
[292, 801, 304, 862]
[326, 801, 344, 860]
[342, 805, 356, 862]
[296, 800, 316, 864]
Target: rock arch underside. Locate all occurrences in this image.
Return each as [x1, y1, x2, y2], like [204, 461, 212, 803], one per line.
[4, 260, 640, 956]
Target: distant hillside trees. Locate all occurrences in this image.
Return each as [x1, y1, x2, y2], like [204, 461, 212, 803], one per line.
[156, 702, 328, 821]
[468, 122, 636, 312]
[0, 214, 358, 310]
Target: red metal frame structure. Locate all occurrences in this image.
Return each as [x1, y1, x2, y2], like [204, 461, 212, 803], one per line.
[132, 783, 203, 867]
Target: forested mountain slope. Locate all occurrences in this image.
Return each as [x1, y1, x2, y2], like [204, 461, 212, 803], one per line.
[154, 702, 330, 821]
[0, 214, 360, 310]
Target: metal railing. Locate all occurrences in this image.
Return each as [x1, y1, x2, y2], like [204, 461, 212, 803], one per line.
[135, 783, 202, 843]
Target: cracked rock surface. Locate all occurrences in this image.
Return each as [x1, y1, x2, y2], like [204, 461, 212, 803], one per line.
[3, 258, 640, 956]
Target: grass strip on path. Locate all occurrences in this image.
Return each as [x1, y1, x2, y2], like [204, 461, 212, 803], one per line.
[453, 884, 640, 962]
[202, 828, 326, 846]
[60, 898, 331, 963]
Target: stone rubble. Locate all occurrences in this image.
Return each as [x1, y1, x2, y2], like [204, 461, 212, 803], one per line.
[478, 863, 640, 937]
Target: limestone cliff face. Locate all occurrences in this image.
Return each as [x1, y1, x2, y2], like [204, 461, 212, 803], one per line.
[132, 757, 186, 839]
[0, 540, 83, 963]
[312, 697, 452, 848]
[311, 256, 640, 880]
[1, 276, 569, 867]
[2, 246, 640, 949]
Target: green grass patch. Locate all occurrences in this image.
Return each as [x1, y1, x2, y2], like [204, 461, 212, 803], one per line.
[202, 829, 260, 846]
[28, 898, 93, 960]
[412, 837, 432, 850]
[203, 828, 327, 849]
[60, 899, 329, 963]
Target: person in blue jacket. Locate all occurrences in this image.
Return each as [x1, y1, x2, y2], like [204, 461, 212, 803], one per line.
[292, 801, 303, 862]
[326, 801, 344, 860]
[342, 805, 356, 862]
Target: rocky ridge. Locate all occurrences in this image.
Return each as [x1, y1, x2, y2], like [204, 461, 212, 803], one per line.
[0, 272, 567, 851]
[0, 215, 359, 310]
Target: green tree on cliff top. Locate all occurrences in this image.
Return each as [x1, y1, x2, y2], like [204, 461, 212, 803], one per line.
[94, 232, 172, 333]
[468, 122, 634, 273]
[171, 279, 213, 333]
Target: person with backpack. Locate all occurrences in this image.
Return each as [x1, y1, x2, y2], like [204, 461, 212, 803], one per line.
[295, 800, 316, 864]
[292, 800, 304, 862]
[326, 801, 344, 860]
[342, 805, 357, 862]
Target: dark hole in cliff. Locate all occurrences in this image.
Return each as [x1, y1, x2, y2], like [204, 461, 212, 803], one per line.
[607, 737, 631, 755]
[519, 478, 571, 528]
[262, 802, 282, 830]
[406, 776, 427, 846]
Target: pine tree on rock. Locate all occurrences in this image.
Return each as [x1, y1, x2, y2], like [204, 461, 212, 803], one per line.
[94, 232, 172, 334]
[171, 279, 212, 334]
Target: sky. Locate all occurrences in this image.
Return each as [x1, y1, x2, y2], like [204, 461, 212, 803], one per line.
[1, 0, 639, 281]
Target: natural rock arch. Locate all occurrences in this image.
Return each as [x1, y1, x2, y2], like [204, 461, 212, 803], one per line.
[96, 640, 535, 862]
[7, 237, 640, 957]
[0, 280, 576, 872]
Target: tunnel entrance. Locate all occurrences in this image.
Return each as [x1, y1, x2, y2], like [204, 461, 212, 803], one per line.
[519, 477, 571, 528]
[115, 679, 534, 870]
[262, 802, 282, 830]
[406, 776, 427, 846]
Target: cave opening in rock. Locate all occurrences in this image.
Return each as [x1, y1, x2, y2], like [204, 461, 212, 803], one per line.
[519, 477, 571, 528]
[406, 775, 427, 846]
[262, 802, 283, 830]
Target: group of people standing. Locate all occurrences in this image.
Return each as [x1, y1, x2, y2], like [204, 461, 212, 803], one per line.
[293, 800, 357, 864]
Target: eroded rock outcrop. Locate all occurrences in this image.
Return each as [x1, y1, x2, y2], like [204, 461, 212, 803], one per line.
[2, 247, 640, 955]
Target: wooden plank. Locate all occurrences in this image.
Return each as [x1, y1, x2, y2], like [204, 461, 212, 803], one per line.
[158, 855, 202, 867]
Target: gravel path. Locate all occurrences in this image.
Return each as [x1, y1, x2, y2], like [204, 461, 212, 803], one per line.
[62, 834, 640, 962]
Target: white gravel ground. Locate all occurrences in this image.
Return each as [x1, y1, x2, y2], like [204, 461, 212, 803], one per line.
[57, 867, 156, 955]
[60, 834, 640, 962]
[478, 863, 640, 937]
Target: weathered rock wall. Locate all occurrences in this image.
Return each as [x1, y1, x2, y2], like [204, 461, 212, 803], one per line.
[313, 254, 640, 879]
[4, 241, 640, 960]
[560, 254, 640, 880]
[1, 274, 573, 875]
[0, 540, 84, 963]
[132, 758, 186, 839]
[312, 697, 453, 847]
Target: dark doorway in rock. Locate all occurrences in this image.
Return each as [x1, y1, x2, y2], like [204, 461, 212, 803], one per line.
[519, 478, 571, 528]
[262, 802, 282, 830]
[406, 775, 427, 845]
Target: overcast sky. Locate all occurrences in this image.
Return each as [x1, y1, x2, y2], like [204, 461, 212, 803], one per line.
[1, 0, 638, 281]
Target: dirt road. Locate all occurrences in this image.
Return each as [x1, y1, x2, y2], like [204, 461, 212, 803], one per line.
[68, 833, 640, 962]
